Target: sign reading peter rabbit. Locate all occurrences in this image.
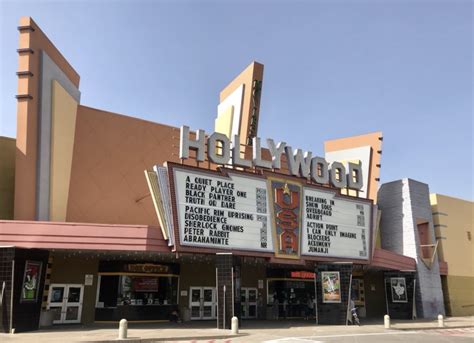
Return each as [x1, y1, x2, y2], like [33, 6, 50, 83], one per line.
[321, 271, 341, 303]
[20, 260, 42, 303]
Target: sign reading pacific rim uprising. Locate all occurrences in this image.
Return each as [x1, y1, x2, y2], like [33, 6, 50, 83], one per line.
[162, 163, 371, 260]
[151, 126, 371, 260]
[173, 168, 273, 252]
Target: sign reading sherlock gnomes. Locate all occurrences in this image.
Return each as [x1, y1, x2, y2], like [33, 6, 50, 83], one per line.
[173, 169, 273, 252]
[154, 126, 372, 260]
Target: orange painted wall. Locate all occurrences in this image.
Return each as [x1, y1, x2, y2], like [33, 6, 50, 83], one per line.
[324, 132, 383, 202]
[219, 62, 264, 147]
[14, 16, 80, 220]
[67, 106, 179, 225]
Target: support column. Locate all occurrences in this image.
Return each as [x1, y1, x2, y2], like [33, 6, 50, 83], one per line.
[216, 253, 241, 329]
[315, 263, 353, 325]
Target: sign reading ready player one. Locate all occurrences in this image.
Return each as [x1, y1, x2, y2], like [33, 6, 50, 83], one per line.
[174, 169, 273, 252]
[172, 165, 370, 260]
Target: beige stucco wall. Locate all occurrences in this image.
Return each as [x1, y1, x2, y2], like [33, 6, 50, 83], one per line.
[430, 193, 474, 315]
[0, 137, 16, 219]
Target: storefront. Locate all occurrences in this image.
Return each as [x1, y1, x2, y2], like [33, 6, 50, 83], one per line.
[95, 262, 179, 322]
[266, 269, 316, 319]
[0, 17, 433, 333]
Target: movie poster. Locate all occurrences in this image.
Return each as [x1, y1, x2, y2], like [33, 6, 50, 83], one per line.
[390, 277, 407, 303]
[20, 260, 42, 303]
[322, 271, 341, 303]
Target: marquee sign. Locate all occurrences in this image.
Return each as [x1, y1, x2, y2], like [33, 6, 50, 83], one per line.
[153, 163, 372, 261]
[173, 168, 273, 252]
[146, 126, 372, 261]
[302, 188, 370, 259]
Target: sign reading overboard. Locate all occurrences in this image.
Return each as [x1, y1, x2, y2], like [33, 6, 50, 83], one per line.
[302, 188, 370, 259]
[174, 169, 273, 252]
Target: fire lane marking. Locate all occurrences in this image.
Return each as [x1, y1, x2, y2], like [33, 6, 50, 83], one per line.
[263, 330, 419, 342]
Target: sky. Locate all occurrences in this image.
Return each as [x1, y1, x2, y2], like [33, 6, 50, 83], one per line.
[0, 0, 472, 200]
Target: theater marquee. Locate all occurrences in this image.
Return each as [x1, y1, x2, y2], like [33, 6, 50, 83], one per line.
[173, 168, 273, 252]
[157, 164, 371, 260]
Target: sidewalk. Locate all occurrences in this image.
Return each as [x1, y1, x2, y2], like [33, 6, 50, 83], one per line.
[0, 316, 472, 343]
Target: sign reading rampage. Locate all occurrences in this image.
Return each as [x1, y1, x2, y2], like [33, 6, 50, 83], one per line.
[174, 169, 273, 252]
[171, 166, 370, 260]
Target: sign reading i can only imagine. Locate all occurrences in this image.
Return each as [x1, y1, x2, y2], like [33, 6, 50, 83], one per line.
[302, 188, 370, 259]
[162, 164, 371, 259]
[173, 168, 273, 252]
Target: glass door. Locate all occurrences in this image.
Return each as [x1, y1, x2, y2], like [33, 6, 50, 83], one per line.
[202, 287, 215, 319]
[190, 287, 202, 320]
[247, 288, 257, 319]
[48, 284, 83, 324]
[189, 287, 216, 320]
[63, 285, 83, 323]
[241, 287, 257, 319]
[48, 284, 66, 324]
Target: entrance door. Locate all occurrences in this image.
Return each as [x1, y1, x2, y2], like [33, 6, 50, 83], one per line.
[48, 284, 84, 324]
[241, 287, 257, 319]
[189, 287, 216, 320]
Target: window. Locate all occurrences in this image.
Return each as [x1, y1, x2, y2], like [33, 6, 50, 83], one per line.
[97, 274, 178, 308]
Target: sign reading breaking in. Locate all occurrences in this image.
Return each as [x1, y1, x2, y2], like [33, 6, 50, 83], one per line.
[302, 188, 370, 259]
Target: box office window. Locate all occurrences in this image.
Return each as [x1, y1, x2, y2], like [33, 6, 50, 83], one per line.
[96, 275, 178, 308]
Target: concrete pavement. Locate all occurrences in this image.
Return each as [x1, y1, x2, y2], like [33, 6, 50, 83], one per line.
[0, 316, 472, 343]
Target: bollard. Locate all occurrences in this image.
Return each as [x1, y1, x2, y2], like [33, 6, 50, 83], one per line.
[384, 314, 390, 329]
[231, 316, 239, 334]
[438, 314, 444, 327]
[118, 318, 128, 339]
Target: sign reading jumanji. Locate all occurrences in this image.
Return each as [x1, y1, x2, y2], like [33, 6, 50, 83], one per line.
[156, 163, 371, 260]
[302, 188, 370, 259]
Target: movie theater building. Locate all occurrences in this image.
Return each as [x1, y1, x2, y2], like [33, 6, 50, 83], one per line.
[0, 17, 448, 332]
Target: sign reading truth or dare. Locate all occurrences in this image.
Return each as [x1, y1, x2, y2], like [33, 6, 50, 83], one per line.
[302, 188, 370, 259]
[173, 168, 273, 252]
[166, 164, 371, 259]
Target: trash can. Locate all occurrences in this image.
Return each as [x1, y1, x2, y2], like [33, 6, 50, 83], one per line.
[39, 309, 54, 327]
[182, 307, 190, 322]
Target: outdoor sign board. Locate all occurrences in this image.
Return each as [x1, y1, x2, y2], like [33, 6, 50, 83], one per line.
[155, 163, 371, 261]
[148, 126, 372, 261]
[173, 168, 273, 252]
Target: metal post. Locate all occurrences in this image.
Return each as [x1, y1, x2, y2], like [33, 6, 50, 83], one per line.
[10, 260, 14, 334]
[314, 272, 318, 325]
[346, 274, 353, 326]
[223, 285, 226, 329]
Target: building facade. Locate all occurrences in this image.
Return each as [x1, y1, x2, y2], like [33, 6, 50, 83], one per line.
[0, 17, 470, 333]
[430, 194, 474, 316]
